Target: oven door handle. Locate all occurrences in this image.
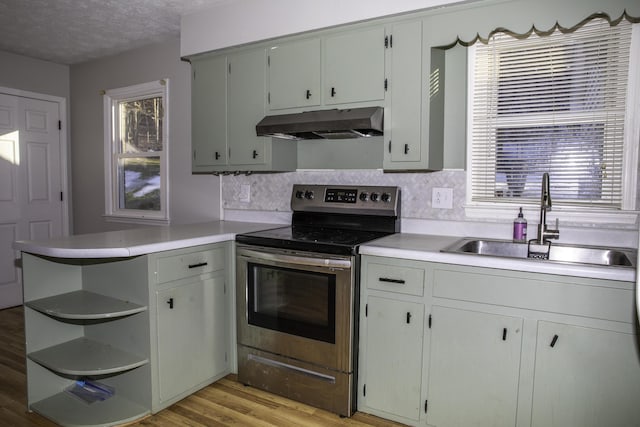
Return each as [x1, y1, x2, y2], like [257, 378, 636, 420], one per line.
[238, 248, 351, 269]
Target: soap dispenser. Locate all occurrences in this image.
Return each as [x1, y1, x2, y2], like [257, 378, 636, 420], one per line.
[513, 207, 527, 243]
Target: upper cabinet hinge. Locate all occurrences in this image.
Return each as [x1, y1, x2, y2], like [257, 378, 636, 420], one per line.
[267, 55, 270, 67]
[384, 78, 388, 91]
[228, 63, 231, 74]
[385, 35, 393, 48]
[193, 69, 196, 80]
[58, 120, 62, 130]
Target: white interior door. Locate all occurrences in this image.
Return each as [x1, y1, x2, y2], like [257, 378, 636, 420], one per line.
[0, 92, 64, 308]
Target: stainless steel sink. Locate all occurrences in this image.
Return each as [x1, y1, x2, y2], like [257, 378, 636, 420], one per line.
[441, 238, 636, 268]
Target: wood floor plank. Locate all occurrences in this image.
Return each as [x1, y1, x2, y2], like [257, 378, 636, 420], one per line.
[0, 306, 406, 427]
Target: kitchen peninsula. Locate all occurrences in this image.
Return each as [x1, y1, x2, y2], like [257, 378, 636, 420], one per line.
[14, 222, 640, 427]
[14, 220, 278, 427]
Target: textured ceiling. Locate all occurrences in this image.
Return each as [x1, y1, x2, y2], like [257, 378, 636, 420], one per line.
[0, 0, 226, 65]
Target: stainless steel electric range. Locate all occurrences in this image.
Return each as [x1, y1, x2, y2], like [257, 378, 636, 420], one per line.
[235, 184, 400, 417]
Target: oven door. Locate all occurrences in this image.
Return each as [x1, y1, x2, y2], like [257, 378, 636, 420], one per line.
[236, 244, 355, 373]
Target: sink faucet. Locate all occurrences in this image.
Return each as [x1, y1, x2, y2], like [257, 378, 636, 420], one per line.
[535, 172, 560, 244]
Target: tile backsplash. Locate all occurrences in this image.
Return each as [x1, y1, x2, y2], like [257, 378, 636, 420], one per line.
[221, 169, 638, 247]
[222, 169, 466, 220]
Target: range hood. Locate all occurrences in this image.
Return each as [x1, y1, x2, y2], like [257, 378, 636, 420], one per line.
[255, 106, 383, 140]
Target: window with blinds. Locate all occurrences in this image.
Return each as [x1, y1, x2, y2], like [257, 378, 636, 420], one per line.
[469, 18, 633, 209]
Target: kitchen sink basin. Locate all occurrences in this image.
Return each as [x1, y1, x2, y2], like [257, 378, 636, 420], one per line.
[441, 238, 636, 268]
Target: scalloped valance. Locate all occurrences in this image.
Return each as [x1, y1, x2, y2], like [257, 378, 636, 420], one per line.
[441, 10, 640, 49]
[420, 0, 640, 50]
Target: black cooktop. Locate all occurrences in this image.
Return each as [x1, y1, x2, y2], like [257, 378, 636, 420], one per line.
[235, 184, 401, 256]
[235, 225, 393, 255]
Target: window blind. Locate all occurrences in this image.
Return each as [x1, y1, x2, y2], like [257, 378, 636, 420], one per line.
[470, 18, 632, 208]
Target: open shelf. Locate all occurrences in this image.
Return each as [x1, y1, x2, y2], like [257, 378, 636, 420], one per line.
[26, 290, 147, 320]
[31, 391, 149, 427]
[28, 337, 149, 376]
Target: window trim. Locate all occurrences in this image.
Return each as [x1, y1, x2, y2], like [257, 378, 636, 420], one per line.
[103, 80, 170, 225]
[465, 23, 640, 225]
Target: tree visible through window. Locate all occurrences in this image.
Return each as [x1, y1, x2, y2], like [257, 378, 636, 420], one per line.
[104, 80, 169, 223]
[118, 97, 163, 210]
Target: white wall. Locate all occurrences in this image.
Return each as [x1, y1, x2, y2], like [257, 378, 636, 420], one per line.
[0, 50, 70, 99]
[70, 38, 221, 235]
[180, 0, 470, 57]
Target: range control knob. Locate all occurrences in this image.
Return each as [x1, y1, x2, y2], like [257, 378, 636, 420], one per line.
[370, 192, 379, 202]
[295, 190, 305, 199]
[304, 190, 315, 200]
[381, 193, 391, 203]
[359, 192, 369, 201]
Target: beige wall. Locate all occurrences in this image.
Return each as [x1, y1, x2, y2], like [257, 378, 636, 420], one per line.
[70, 38, 221, 235]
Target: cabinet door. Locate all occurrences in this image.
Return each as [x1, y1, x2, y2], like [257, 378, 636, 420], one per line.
[268, 38, 321, 110]
[192, 56, 228, 169]
[156, 275, 227, 402]
[227, 48, 268, 165]
[532, 321, 640, 427]
[385, 20, 423, 166]
[323, 27, 386, 105]
[427, 306, 522, 427]
[361, 296, 424, 421]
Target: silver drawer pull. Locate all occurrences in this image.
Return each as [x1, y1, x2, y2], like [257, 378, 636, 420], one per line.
[379, 277, 405, 284]
[188, 262, 208, 269]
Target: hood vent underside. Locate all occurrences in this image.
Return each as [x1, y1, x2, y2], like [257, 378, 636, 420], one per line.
[256, 106, 383, 140]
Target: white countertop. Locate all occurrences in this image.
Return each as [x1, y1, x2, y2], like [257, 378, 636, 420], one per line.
[15, 221, 636, 282]
[13, 221, 282, 259]
[360, 233, 636, 283]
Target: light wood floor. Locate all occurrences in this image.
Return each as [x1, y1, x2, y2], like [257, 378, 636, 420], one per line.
[0, 306, 405, 426]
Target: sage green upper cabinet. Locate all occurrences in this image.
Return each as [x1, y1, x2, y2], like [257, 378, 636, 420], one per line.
[192, 55, 228, 170]
[191, 47, 296, 173]
[383, 19, 443, 171]
[267, 38, 321, 110]
[323, 26, 386, 105]
[227, 48, 268, 166]
[225, 48, 296, 171]
[384, 20, 424, 168]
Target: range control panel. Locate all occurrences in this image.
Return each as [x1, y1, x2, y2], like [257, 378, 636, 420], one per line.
[291, 184, 400, 215]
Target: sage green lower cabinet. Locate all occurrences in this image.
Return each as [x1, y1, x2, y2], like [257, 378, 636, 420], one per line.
[531, 321, 640, 427]
[362, 296, 425, 421]
[149, 243, 232, 412]
[426, 306, 522, 427]
[22, 242, 232, 426]
[357, 255, 640, 427]
[358, 257, 427, 425]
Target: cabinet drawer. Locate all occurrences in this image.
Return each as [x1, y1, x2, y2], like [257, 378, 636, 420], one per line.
[156, 247, 225, 284]
[432, 267, 634, 323]
[366, 262, 424, 296]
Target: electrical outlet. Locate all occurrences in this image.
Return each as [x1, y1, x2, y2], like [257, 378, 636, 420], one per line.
[432, 187, 453, 209]
[238, 184, 251, 202]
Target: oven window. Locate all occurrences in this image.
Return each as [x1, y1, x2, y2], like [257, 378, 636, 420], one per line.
[247, 263, 336, 343]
